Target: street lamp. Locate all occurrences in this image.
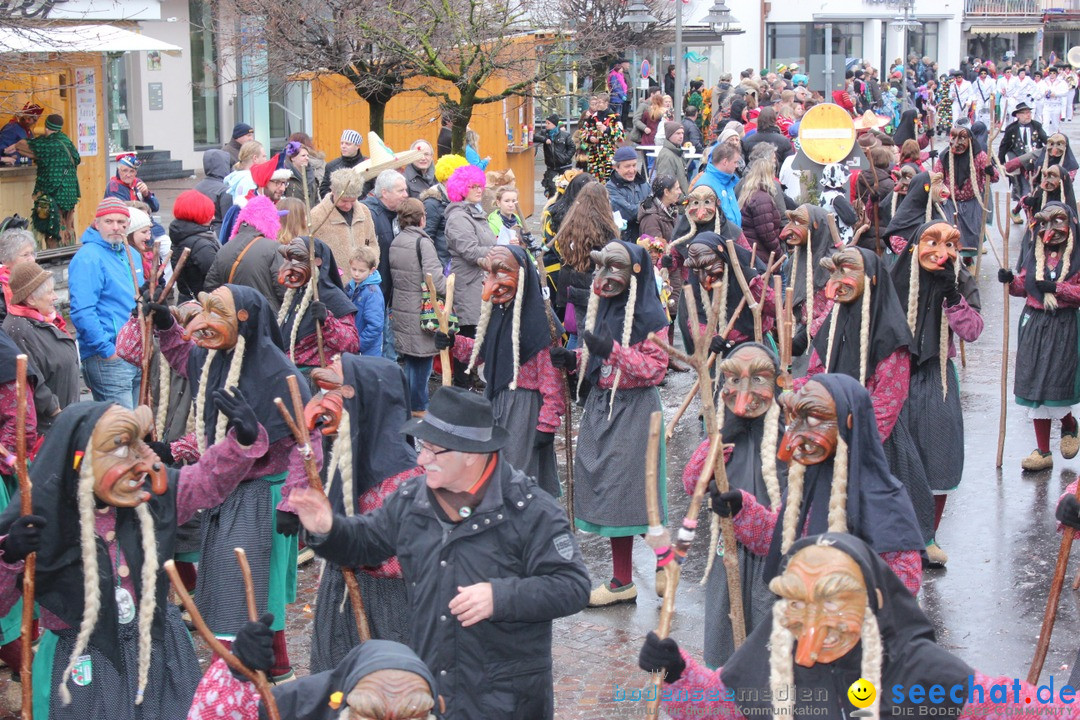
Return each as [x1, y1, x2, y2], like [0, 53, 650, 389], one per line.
[888, 0, 920, 110]
[702, 0, 737, 34]
[618, 1, 658, 34]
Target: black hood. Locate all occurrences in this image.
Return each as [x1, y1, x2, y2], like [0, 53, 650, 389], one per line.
[724, 532, 971, 718]
[478, 245, 560, 397]
[763, 373, 925, 582]
[1021, 200, 1080, 304]
[883, 171, 948, 246]
[893, 109, 919, 146]
[584, 240, 669, 384]
[684, 232, 764, 341]
[788, 205, 836, 310]
[812, 247, 913, 379]
[0, 402, 179, 670]
[328, 355, 417, 505]
[278, 237, 356, 354]
[891, 221, 980, 365]
[188, 284, 310, 445]
[264, 639, 437, 720]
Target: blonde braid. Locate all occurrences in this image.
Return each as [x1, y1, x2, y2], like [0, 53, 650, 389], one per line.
[940, 261, 958, 400]
[1036, 239, 1059, 311]
[212, 336, 247, 445]
[780, 462, 806, 554]
[860, 609, 884, 720]
[768, 599, 796, 720]
[804, 249, 816, 340]
[859, 278, 871, 387]
[510, 265, 526, 390]
[58, 442, 101, 706]
[760, 402, 782, 509]
[827, 436, 849, 532]
[466, 300, 493, 373]
[194, 349, 218, 454]
[824, 304, 839, 371]
[576, 289, 600, 394]
[947, 152, 960, 214]
[608, 275, 637, 420]
[336, 412, 355, 517]
[155, 360, 171, 439]
[700, 512, 719, 585]
[287, 284, 314, 363]
[905, 251, 920, 335]
[133, 502, 159, 705]
[276, 287, 296, 326]
[712, 280, 729, 397]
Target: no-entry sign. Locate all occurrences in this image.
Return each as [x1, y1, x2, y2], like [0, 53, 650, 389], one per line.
[798, 104, 856, 165]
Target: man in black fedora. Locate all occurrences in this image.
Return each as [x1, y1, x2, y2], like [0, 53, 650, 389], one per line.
[290, 386, 590, 720]
[998, 100, 1048, 221]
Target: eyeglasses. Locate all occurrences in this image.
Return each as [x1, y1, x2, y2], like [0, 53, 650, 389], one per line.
[418, 441, 456, 457]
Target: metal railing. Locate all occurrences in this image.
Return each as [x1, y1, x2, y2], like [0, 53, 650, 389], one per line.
[964, 0, 1040, 15]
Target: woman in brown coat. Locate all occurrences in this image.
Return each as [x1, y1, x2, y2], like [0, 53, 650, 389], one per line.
[308, 167, 377, 272]
[390, 198, 446, 412]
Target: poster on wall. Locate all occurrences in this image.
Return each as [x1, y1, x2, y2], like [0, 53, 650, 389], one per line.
[75, 67, 98, 157]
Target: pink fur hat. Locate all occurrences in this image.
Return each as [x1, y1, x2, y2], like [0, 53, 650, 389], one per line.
[231, 194, 281, 240]
[446, 164, 487, 202]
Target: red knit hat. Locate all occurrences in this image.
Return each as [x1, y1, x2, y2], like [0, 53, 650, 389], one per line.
[95, 197, 130, 218]
[173, 189, 215, 225]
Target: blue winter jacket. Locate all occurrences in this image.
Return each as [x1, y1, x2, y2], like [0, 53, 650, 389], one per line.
[69, 225, 144, 360]
[696, 164, 743, 228]
[465, 145, 489, 170]
[346, 269, 386, 357]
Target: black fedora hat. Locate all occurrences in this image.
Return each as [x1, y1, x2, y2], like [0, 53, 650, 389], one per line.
[400, 387, 509, 453]
[1013, 102, 1034, 115]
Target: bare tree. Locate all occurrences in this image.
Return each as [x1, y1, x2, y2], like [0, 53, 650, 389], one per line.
[342, 0, 581, 152]
[212, 0, 417, 138]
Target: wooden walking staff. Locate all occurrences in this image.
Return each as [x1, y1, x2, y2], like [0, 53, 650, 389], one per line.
[233, 547, 275, 704]
[274, 374, 371, 641]
[642, 411, 671, 715]
[663, 296, 749, 443]
[534, 258, 575, 526]
[645, 434, 727, 718]
[648, 281, 747, 649]
[308, 236, 327, 368]
[139, 243, 166, 408]
[995, 191, 1012, 469]
[425, 273, 456, 387]
[1028, 479, 1080, 684]
[14, 356, 33, 719]
[164, 560, 281, 720]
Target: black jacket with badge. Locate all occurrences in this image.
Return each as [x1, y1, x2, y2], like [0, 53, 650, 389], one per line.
[307, 456, 591, 720]
[998, 119, 1047, 162]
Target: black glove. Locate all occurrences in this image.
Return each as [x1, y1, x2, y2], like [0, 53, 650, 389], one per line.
[2, 515, 45, 563]
[708, 335, 736, 358]
[936, 260, 962, 306]
[214, 387, 259, 446]
[1036, 279, 1058, 294]
[791, 325, 809, 356]
[710, 490, 744, 518]
[309, 300, 328, 323]
[998, 267, 1015, 284]
[549, 346, 577, 372]
[661, 254, 675, 269]
[231, 612, 275, 678]
[638, 631, 685, 683]
[984, 164, 996, 177]
[534, 431, 555, 449]
[147, 440, 175, 466]
[566, 286, 591, 306]
[434, 330, 456, 351]
[928, 149, 939, 160]
[275, 510, 300, 536]
[139, 288, 174, 331]
[582, 330, 614, 359]
[1057, 495, 1080, 531]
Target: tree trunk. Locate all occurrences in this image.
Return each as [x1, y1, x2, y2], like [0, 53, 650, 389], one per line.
[368, 100, 387, 138]
[449, 91, 478, 154]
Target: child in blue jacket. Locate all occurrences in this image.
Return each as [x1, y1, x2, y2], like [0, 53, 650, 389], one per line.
[345, 245, 385, 356]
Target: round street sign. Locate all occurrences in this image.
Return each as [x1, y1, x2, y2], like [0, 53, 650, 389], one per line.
[798, 104, 857, 165]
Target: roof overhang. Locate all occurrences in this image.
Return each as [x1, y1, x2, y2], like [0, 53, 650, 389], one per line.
[0, 24, 182, 55]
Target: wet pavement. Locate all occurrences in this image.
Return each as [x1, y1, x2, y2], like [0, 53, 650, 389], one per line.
[7, 130, 1080, 718]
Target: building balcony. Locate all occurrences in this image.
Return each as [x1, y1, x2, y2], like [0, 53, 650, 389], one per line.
[964, 0, 1040, 16]
[1043, 0, 1080, 12]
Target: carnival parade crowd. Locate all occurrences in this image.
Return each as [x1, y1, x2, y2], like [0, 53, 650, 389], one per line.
[6, 50, 1080, 719]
